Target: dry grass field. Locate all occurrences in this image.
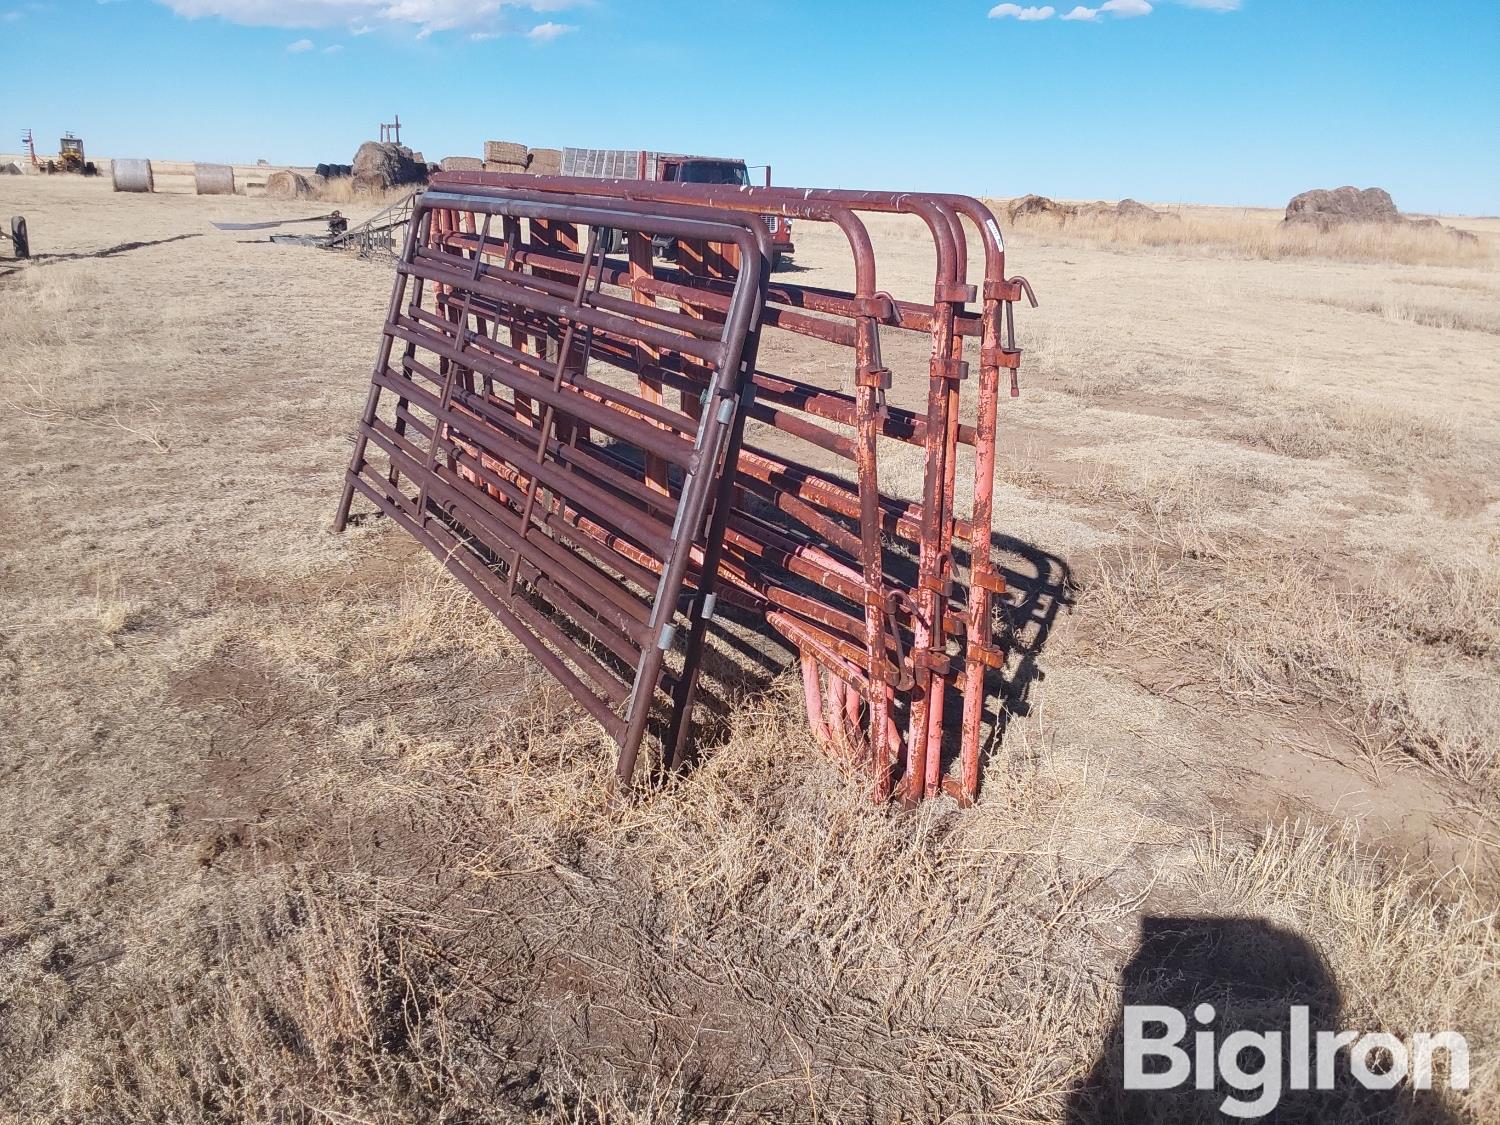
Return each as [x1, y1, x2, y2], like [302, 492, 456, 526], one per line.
[1, 176, 1497, 1122]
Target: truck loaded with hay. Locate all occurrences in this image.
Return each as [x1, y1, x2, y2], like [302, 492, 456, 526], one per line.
[442, 139, 796, 265]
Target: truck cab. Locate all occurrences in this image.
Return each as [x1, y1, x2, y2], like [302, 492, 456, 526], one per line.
[659, 156, 794, 267]
[558, 146, 795, 268]
[662, 158, 750, 187]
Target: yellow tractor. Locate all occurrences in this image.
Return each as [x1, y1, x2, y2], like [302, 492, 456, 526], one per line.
[58, 135, 84, 172]
[43, 134, 96, 176]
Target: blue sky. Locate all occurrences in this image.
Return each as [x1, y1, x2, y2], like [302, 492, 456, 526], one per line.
[2, 1, 1497, 213]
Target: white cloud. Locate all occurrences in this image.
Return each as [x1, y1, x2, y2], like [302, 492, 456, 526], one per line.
[988, 3, 1055, 19]
[1018, 0, 1239, 23]
[154, 1, 586, 39]
[525, 19, 573, 40]
[286, 36, 313, 50]
[321, 42, 341, 51]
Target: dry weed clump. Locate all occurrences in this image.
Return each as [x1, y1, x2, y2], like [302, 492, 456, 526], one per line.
[307, 177, 417, 208]
[0, 269, 172, 451]
[1398, 551, 1500, 659]
[1022, 323, 1139, 400]
[1315, 293, 1500, 336]
[1083, 538, 1500, 789]
[1227, 401, 1459, 469]
[90, 570, 143, 643]
[1191, 823, 1498, 1116]
[999, 205, 1492, 268]
[1074, 821, 1498, 1123]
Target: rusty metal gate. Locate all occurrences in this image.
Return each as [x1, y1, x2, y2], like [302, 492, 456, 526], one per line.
[338, 173, 1034, 805]
[334, 186, 769, 784]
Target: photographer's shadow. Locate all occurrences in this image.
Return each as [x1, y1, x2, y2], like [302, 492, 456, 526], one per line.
[1067, 916, 1463, 1124]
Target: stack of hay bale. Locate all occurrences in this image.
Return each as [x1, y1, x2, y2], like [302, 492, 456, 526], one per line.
[477, 141, 565, 177]
[528, 147, 562, 176]
[440, 156, 484, 172]
[482, 140, 528, 175]
[352, 141, 427, 193]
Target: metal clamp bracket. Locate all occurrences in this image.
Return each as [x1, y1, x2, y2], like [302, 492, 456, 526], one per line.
[985, 276, 1039, 306]
[935, 281, 978, 304]
[966, 640, 1007, 672]
[973, 570, 1008, 596]
[920, 571, 955, 596]
[980, 347, 1023, 371]
[916, 648, 956, 676]
[854, 294, 897, 320]
[934, 357, 970, 383]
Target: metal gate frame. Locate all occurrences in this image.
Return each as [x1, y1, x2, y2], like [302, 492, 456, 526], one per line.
[335, 187, 770, 785]
[431, 172, 1036, 805]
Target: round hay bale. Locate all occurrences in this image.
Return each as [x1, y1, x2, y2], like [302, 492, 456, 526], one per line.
[483, 140, 527, 165]
[1006, 194, 1074, 222]
[353, 171, 392, 194]
[112, 158, 154, 193]
[266, 170, 317, 199]
[1114, 198, 1162, 221]
[353, 141, 425, 187]
[194, 163, 235, 195]
[440, 156, 484, 172]
[1284, 186, 1401, 228]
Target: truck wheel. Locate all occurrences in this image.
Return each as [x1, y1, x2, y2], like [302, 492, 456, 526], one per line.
[771, 250, 784, 271]
[10, 216, 28, 260]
